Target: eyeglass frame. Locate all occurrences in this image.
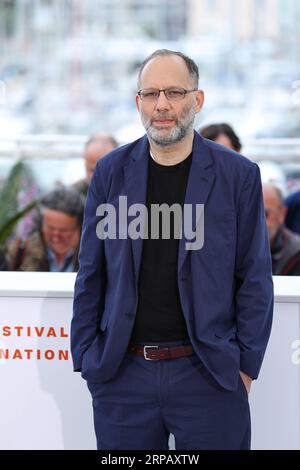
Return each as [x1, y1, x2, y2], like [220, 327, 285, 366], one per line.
[264, 206, 284, 219]
[42, 222, 80, 239]
[137, 87, 198, 102]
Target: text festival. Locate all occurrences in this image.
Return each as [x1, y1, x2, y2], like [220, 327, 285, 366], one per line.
[0, 325, 69, 361]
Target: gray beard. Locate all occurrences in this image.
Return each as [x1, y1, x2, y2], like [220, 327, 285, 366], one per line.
[141, 106, 196, 147]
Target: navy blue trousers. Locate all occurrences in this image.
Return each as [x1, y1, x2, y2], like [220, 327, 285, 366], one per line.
[87, 342, 250, 450]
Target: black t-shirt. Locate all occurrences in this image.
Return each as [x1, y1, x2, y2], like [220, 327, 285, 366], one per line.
[130, 152, 192, 342]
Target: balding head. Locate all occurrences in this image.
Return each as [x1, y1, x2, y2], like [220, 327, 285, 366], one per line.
[262, 183, 287, 246]
[84, 133, 118, 182]
[137, 49, 199, 90]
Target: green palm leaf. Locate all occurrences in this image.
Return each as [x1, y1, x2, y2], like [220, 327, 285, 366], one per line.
[0, 161, 38, 248]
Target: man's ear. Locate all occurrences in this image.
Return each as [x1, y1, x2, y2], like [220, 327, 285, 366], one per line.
[195, 90, 204, 114]
[135, 95, 140, 113]
[280, 206, 288, 225]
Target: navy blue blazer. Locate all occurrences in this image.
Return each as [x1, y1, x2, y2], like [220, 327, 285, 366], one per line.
[71, 131, 273, 391]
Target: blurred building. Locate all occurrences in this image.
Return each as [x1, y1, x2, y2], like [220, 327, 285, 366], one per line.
[94, 0, 188, 40]
[187, 0, 300, 41]
[0, 0, 188, 44]
[0, 0, 300, 138]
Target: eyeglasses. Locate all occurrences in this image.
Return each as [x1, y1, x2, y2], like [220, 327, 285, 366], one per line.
[43, 224, 79, 239]
[264, 207, 282, 219]
[137, 87, 198, 102]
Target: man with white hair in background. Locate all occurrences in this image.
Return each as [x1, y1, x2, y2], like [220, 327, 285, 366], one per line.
[263, 183, 300, 275]
[73, 133, 118, 197]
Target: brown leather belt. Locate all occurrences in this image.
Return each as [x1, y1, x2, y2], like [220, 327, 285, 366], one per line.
[128, 343, 194, 361]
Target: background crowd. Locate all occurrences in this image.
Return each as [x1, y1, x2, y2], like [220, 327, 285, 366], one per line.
[1, 123, 300, 276]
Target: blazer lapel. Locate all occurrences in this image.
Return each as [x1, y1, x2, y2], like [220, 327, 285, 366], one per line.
[123, 135, 149, 280]
[178, 132, 215, 273]
[123, 132, 215, 279]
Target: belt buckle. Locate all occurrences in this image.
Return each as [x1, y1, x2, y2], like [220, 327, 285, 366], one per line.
[143, 345, 158, 361]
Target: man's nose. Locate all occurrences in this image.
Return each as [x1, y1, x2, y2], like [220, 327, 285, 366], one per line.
[155, 91, 171, 110]
[51, 232, 63, 241]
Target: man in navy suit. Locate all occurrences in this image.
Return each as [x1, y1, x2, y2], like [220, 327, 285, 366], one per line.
[71, 49, 273, 450]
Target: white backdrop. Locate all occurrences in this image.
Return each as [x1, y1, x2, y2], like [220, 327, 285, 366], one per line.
[0, 273, 95, 450]
[0, 272, 300, 450]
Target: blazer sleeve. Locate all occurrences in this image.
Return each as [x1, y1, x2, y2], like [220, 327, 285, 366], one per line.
[235, 163, 274, 379]
[71, 162, 107, 372]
